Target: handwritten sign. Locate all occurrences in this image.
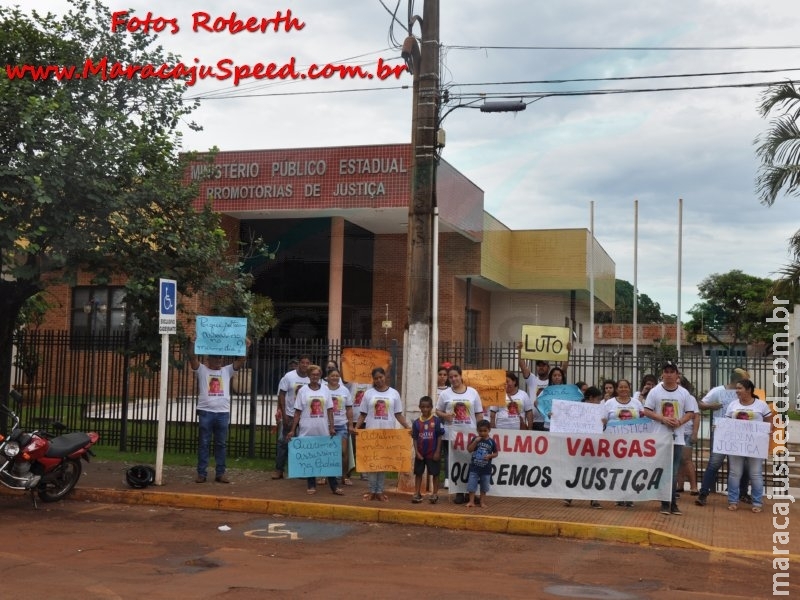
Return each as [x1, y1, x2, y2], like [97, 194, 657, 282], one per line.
[535, 384, 584, 424]
[606, 417, 665, 436]
[712, 417, 771, 459]
[195, 316, 247, 356]
[287, 436, 342, 478]
[342, 348, 391, 384]
[462, 369, 506, 407]
[549, 400, 604, 433]
[355, 429, 412, 472]
[520, 325, 570, 361]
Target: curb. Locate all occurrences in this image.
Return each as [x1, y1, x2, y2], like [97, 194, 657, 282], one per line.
[67, 486, 797, 559]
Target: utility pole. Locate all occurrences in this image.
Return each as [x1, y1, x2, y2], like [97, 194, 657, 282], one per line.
[403, 0, 439, 409]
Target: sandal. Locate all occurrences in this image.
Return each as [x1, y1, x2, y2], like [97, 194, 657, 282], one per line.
[690, 490, 699, 496]
[333, 488, 345, 496]
[306, 488, 317, 495]
[727, 504, 738, 511]
[752, 506, 762, 513]
[362, 493, 372, 501]
[343, 478, 353, 486]
[378, 493, 389, 502]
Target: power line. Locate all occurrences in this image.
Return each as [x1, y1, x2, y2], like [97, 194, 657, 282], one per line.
[447, 67, 800, 88]
[446, 44, 800, 51]
[191, 85, 409, 101]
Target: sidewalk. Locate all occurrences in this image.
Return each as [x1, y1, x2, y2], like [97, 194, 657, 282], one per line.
[33, 459, 798, 559]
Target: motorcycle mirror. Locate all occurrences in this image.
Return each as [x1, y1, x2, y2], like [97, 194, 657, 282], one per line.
[9, 388, 22, 409]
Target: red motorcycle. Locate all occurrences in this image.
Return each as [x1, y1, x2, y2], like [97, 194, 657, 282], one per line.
[0, 402, 99, 507]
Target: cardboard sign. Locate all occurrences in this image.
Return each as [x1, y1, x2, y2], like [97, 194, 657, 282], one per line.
[549, 400, 605, 433]
[287, 436, 342, 478]
[355, 429, 412, 473]
[462, 369, 506, 407]
[194, 316, 247, 356]
[712, 417, 771, 459]
[535, 384, 584, 423]
[342, 348, 391, 384]
[519, 325, 570, 361]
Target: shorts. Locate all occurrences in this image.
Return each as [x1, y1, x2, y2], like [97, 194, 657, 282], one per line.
[413, 456, 441, 477]
[683, 433, 694, 448]
[334, 424, 349, 440]
[467, 471, 491, 494]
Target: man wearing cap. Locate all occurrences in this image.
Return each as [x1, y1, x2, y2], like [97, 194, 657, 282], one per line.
[642, 361, 696, 515]
[694, 367, 751, 506]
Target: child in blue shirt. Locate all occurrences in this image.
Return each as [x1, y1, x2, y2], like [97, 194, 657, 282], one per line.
[466, 419, 498, 508]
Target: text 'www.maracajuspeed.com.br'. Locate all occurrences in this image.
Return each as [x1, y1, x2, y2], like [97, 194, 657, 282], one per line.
[5, 56, 407, 87]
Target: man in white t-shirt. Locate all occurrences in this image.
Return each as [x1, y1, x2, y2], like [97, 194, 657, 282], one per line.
[643, 361, 695, 516]
[272, 355, 311, 480]
[188, 339, 250, 484]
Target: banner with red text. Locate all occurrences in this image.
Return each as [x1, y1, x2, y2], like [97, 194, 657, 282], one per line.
[448, 427, 673, 501]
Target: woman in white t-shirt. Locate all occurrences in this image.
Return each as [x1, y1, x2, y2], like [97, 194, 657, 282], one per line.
[490, 371, 533, 430]
[287, 365, 340, 496]
[724, 379, 772, 513]
[603, 378, 645, 508]
[325, 367, 354, 486]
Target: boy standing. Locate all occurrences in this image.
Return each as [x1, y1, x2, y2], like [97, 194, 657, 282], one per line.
[411, 396, 445, 504]
[466, 420, 498, 508]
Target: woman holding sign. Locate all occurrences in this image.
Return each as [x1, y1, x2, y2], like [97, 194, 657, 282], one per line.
[355, 367, 411, 502]
[286, 365, 342, 496]
[325, 368, 354, 486]
[436, 365, 484, 504]
[724, 379, 772, 513]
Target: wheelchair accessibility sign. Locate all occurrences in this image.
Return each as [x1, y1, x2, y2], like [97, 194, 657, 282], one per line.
[159, 278, 177, 334]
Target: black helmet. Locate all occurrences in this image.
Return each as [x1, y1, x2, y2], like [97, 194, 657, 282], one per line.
[125, 465, 156, 489]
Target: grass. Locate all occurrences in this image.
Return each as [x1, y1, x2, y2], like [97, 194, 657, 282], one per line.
[91, 446, 276, 471]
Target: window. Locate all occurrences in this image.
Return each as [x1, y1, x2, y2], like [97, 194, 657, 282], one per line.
[71, 286, 128, 336]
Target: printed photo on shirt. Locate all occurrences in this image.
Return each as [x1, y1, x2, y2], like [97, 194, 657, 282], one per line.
[660, 400, 678, 418]
[208, 376, 223, 396]
[453, 401, 471, 424]
[373, 398, 389, 419]
[310, 398, 324, 416]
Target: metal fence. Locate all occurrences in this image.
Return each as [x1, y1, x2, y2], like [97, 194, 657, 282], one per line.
[6, 331, 786, 491]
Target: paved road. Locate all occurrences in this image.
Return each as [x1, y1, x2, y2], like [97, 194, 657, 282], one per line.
[0, 496, 793, 599]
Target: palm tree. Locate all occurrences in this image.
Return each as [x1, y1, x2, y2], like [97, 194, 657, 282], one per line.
[755, 81, 800, 302]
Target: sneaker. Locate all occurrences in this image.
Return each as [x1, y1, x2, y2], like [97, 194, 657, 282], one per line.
[215, 474, 231, 484]
[695, 494, 707, 507]
[452, 493, 466, 505]
[616, 501, 626, 507]
[660, 502, 671, 515]
[670, 503, 682, 515]
[411, 494, 423, 504]
[625, 501, 634, 508]
[195, 475, 207, 483]
[429, 494, 439, 504]
[562, 499, 573, 507]
[590, 500, 602, 509]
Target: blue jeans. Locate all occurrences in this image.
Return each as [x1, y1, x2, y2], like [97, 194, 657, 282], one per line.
[700, 452, 750, 496]
[728, 455, 763, 507]
[367, 472, 386, 494]
[274, 415, 293, 472]
[467, 471, 491, 494]
[197, 410, 230, 478]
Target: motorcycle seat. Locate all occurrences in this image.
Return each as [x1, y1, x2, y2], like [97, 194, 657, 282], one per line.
[44, 432, 93, 458]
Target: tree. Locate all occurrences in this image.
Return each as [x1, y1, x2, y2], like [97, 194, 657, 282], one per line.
[755, 81, 800, 300]
[595, 279, 673, 323]
[0, 1, 272, 401]
[685, 270, 776, 348]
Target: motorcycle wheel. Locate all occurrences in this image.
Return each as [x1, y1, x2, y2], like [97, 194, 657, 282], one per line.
[37, 458, 82, 503]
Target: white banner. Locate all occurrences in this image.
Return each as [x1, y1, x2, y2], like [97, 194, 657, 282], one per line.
[449, 427, 673, 501]
[712, 418, 771, 459]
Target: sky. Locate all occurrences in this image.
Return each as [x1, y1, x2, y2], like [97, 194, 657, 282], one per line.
[11, 0, 800, 320]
